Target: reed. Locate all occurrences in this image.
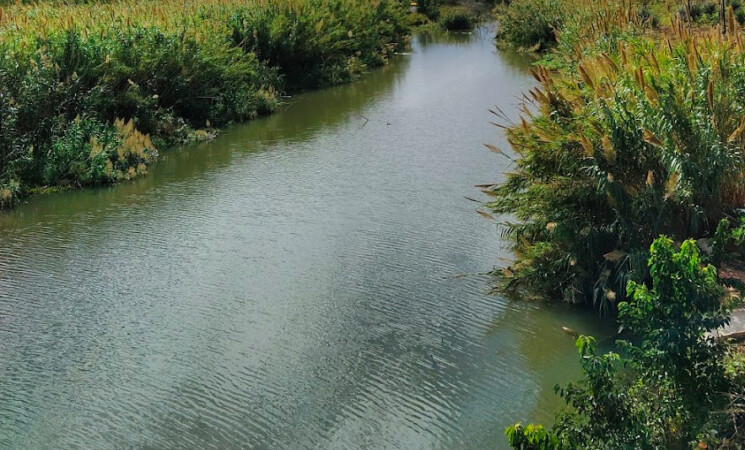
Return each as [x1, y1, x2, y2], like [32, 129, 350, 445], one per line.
[0, 0, 409, 206]
[488, 0, 745, 313]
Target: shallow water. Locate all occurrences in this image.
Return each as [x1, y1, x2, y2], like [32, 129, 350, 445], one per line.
[0, 25, 613, 449]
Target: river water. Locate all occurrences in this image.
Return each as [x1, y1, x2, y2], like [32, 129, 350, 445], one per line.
[0, 25, 613, 449]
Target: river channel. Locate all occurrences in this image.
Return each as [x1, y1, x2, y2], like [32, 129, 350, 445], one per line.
[0, 25, 613, 449]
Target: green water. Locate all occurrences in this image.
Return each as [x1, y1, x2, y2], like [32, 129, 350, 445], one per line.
[0, 26, 613, 449]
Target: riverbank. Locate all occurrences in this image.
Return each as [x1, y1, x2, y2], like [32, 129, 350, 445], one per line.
[487, 0, 745, 312]
[0, 0, 409, 209]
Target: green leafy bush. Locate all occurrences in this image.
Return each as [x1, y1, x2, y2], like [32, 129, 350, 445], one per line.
[678, 1, 745, 26]
[506, 237, 738, 449]
[228, 1, 406, 90]
[682, 1, 740, 24]
[713, 218, 745, 264]
[417, 0, 441, 20]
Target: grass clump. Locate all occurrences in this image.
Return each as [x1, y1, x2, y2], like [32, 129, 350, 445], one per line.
[0, 0, 409, 207]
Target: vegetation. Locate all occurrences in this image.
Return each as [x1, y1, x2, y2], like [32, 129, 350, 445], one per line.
[408, 0, 493, 30]
[494, 0, 564, 51]
[494, 0, 664, 51]
[485, 0, 745, 313]
[493, 0, 745, 446]
[714, 217, 745, 267]
[506, 235, 745, 449]
[682, 0, 745, 26]
[416, 0, 442, 20]
[0, 0, 409, 207]
[439, 5, 477, 30]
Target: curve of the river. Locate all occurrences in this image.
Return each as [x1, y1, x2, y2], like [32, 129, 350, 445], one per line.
[0, 25, 613, 449]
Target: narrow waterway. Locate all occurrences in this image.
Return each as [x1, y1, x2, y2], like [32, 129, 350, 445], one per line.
[0, 25, 613, 449]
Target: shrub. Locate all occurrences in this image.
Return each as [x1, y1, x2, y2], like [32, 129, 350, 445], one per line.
[637, 4, 660, 28]
[685, 1, 719, 23]
[228, 1, 406, 90]
[406, 11, 430, 26]
[495, 0, 563, 50]
[39, 116, 157, 187]
[682, 1, 745, 26]
[713, 217, 745, 265]
[439, 6, 476, 30]
[506, 237, 737, 449]
[417, 0, 441, 20]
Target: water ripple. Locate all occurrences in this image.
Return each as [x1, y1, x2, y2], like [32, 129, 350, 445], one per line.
[0, 25, 613, 450]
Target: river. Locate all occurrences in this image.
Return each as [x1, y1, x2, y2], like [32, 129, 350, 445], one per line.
[0, 25, 613, 449]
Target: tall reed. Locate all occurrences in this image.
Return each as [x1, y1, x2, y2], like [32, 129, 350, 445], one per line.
[488, 0, 745, 313]
[0, 0, 409, 206]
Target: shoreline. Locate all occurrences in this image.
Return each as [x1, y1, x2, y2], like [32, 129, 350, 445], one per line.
[0, 0, 411, 209]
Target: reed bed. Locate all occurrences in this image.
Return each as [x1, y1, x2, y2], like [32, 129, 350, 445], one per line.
[0, 0, 409, 206]
[488, 0, 745, 312]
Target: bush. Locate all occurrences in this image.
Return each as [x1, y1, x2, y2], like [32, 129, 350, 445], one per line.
[682, 1, 745, 26]
[637, 4, 661, 28]
[506, 237, 738, 449]
[495, 0, 563, 50]
[37, 115, 158, 187]
[439, 6, 476, 30]
[417, 0, 441, 20]
[685, 1, 719, 22]
[228, 1, 406, 90]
